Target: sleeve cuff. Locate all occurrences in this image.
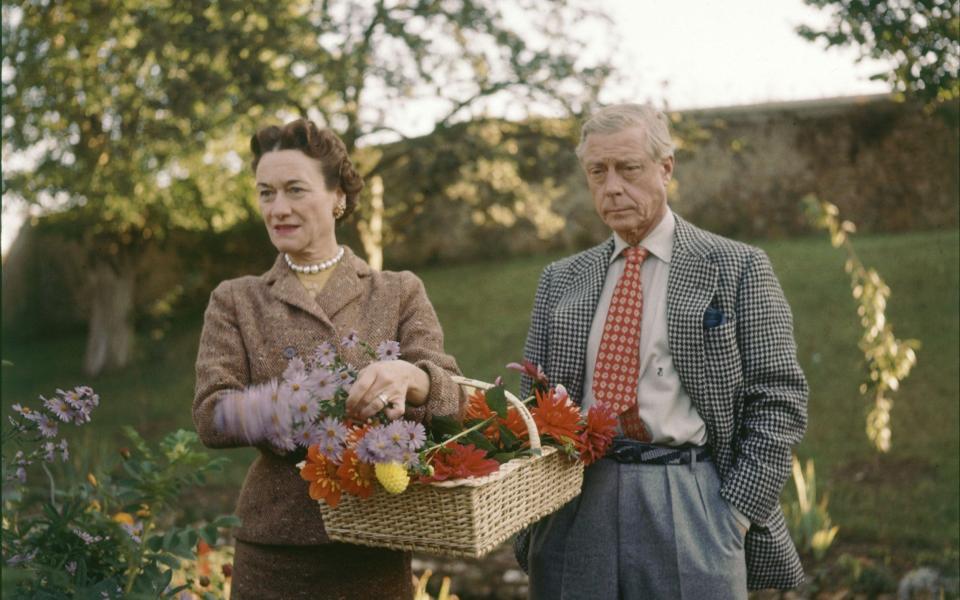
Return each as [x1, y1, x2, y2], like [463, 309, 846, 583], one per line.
[727, 501, 751, 530]
[403, 360, 463, 423]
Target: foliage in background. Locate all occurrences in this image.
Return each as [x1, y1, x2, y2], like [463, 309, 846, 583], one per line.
[2, 0, 617, 375]
[413, 569, 458, 600]
[797, 0, 959, 107]
[804, 195, 919, 452]
[784, 455, 839, 561]
[1, 385, 238, 598]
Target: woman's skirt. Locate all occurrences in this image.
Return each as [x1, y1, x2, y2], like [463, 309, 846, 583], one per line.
[231, 539, 412, 599]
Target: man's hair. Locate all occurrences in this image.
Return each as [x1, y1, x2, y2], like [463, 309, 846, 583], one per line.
[575, 103, 675, 162]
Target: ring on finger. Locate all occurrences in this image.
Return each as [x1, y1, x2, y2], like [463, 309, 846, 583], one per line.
[376, 393, 389, 411]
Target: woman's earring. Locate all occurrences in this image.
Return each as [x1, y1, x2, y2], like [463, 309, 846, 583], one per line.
[333, 198, 346, 219]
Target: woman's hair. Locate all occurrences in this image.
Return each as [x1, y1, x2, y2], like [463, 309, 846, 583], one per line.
[250, 119, 365, 220]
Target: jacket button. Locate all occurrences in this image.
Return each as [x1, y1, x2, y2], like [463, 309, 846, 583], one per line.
[282, 346, 297, 359]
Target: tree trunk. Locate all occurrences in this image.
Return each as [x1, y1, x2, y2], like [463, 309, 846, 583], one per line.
[358, 175, 385, 271]
[83, 260, 135, 376]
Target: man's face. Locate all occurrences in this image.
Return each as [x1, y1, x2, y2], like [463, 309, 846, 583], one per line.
[580, 126, 673, 245]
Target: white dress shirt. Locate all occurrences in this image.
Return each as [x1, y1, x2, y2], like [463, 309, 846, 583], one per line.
[581, 209, 708, 446]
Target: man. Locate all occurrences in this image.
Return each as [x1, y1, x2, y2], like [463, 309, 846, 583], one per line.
[515, 104, 808, 598]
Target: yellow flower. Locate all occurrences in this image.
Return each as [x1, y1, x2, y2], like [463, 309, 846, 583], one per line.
[87, 473, 98, 487]
[87, 500, 102, 513]
[136, 504, 151, 518]
[112, 512, 134, 526]
[374, 462, 410, 494]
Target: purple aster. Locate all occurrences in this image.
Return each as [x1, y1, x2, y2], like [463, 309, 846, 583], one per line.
[400, 449, 421, 469]
[44, 395, 73, 422]
[334, 368, 355, 389]
[376, 340, 401, 361]
[318, 437, 345, 462]
[282, 380, 311, 415]
[42, 442, 57, 462]
[37, 414, 58, 438]
[554, 384, 570, 405]
[268, 426, 297, 453]
[385, 420, 409, 447]
[307, 368, 340, 401]
[400, 421, 427, 451]
[283, 357, 307, 381]
[5, 548, 37, 566]
[11, 403, 30, 417]
[292, 421, 324, 448]
[59, 438, 70, 461]
[341, 330, 360, 348]
[356, 425, 403, 463]
[288, 393, 319, 424]
[121, 520, 143, 544]
[319, 416, 348, 444]
[313, 342, 337, 367]
[66, 561, 77, 575]
[14, 467, 26, 484]
[71, 528, 103, 545]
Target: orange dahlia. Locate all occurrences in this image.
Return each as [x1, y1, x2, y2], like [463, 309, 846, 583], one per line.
[299, 444, 342, 507]
[464, 389, 500, 443]
[336, 448, 375, 499]
[578, 405, 618, 466]
[531, 388, 582, 446]
[502, 406, 530, 445]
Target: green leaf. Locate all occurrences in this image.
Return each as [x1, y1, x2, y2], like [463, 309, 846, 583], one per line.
[211, 515, 241, 528]
[497, 423, 521, 451]
[492, 451, 518, 463]
[485, 386, 508, 418]
[465, 431, 497, 453]
[200, 523, 220, 545]
[428, 415, 463, 438]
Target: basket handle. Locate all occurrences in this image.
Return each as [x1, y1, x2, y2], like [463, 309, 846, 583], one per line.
[450, 375, 542, 452]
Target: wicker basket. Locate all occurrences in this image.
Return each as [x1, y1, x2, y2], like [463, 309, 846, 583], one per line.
[318, 376, 584, 558]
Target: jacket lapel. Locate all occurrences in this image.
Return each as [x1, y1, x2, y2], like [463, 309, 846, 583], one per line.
[314, 247, 368, 321]
[666, 216, 717, 406]
[553, 238, 614, 404]
[264, 247, 368, 332]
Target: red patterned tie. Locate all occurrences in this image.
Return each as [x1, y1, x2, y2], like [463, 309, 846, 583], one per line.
[593, 246, 651, 441]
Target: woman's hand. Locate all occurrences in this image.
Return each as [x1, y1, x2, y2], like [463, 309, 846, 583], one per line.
[346, 360, 430, 421]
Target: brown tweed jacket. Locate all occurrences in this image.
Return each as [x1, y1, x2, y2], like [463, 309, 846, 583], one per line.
[193, 247, 463, 545]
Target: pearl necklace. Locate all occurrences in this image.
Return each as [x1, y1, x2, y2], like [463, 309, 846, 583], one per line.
[284, 247, 345, 274]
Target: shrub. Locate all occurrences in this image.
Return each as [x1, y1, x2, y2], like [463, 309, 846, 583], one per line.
[2, 386, 238, 598]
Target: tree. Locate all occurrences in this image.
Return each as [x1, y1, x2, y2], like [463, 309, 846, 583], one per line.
[2, 0, 321, 374]
[797, 0, 959, 107]
[3, 0, 616, 375]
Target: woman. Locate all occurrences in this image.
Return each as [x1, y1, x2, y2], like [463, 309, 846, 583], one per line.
[193, 118, 464, 599]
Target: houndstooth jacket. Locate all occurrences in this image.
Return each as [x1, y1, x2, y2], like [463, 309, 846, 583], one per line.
[518, 214, 808, 590]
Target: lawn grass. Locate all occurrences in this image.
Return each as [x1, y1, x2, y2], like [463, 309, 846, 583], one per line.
[2, 228, 957, 562]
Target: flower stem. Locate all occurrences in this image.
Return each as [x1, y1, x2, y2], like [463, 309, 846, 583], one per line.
[422, 395, 535, 460]
[40, 462, 57, 509]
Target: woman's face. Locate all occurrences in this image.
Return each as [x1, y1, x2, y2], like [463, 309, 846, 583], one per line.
[255, 149, 344, 263]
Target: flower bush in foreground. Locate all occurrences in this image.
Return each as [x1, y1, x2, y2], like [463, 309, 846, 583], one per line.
[217, 336, 618, 508]
[2, 386, 238, 599]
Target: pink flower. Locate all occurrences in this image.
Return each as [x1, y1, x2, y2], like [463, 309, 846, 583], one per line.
[506, 359, 549, 389]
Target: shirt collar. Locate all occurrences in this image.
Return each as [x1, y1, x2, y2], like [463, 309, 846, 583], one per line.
[611, 209, 676, 265]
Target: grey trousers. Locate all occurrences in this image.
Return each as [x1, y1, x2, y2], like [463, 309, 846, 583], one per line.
[527, 455, 748, 599]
